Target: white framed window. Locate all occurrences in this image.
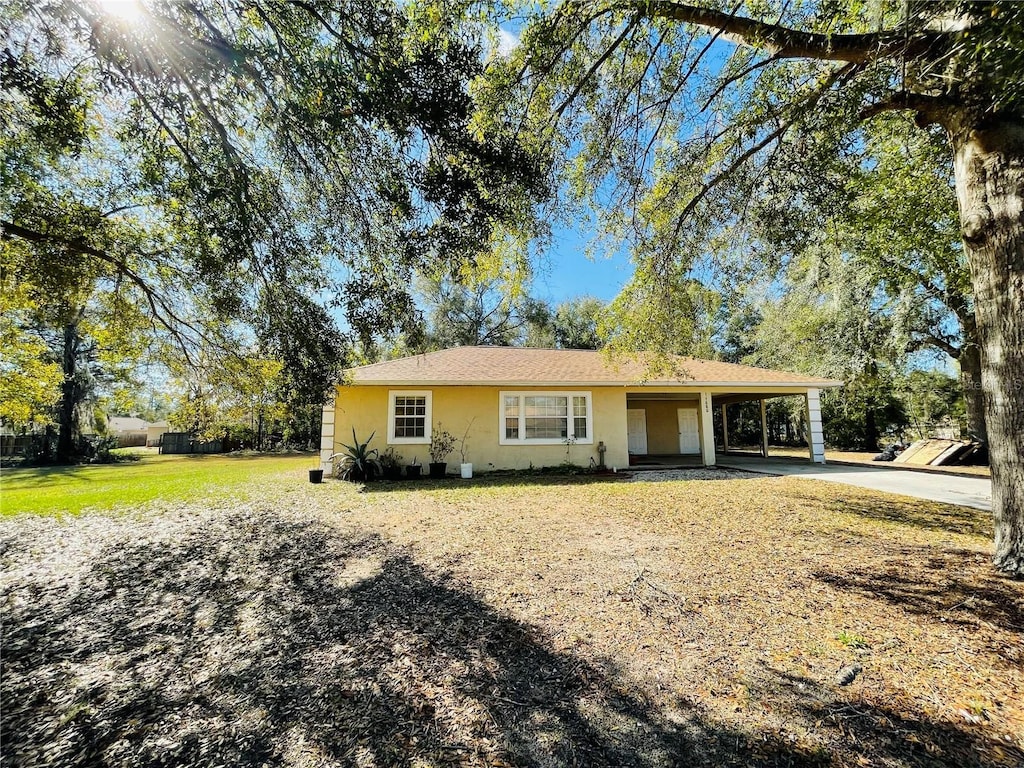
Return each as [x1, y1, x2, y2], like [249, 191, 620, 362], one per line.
[388, 390, 432, 444]
[499, 391, 593, 445]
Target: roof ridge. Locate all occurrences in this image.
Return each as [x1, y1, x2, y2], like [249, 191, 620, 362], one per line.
[463, 345, 599, 352]
[343, 345, 841, 387]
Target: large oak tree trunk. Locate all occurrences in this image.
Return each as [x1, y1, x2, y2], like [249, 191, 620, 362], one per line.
[958, 342, 988, 446]
[863, 407, 879, 453]
[56, 317, 84, 464]
[951, 117, 1024, 577]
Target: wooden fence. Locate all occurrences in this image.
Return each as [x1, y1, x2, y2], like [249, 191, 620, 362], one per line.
[160, 432, 224, 454]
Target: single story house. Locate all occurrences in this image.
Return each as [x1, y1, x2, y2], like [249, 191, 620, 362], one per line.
[107, 416, 149, 448]
[319, 346, 841, 473]
[146, 420, 170, 447]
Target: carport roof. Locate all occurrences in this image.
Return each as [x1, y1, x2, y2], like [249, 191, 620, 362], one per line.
[347, 346, 842, 388]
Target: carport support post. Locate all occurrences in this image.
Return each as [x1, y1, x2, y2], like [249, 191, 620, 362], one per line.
[760, 398, 769, 458]
[721, 404, 729, 453]
[805, 388, 826, 464]
[699, 391, 716, 467]
[319, 399, 335, 473]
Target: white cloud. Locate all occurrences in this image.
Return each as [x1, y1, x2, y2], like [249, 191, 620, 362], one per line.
[496, 27, 520, 58]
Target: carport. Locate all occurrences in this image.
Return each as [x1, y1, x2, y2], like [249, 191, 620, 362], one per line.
[624, 380, 842, 468]
[713, 390, 828, 463]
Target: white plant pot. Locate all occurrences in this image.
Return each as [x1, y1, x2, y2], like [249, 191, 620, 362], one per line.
[460, 462, 473, 479]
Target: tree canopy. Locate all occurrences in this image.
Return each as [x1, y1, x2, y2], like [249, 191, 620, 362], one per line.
[3, 0, 548, 363]
[2, 0, 548, 455]
[478, 0, 1024, 574]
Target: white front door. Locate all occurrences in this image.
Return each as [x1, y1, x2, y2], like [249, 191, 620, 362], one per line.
[627, 409, 648, 454]
[677, 408, 700, 454]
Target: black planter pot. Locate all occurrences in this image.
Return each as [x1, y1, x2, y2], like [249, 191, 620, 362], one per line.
[384, 467, 403, 481]
[406, 464, 422, 479]
[428, 462, 447, 479]
[308, 468, 324, 484]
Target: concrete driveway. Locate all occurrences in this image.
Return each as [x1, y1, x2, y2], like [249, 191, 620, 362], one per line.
[718, 455, 992, 511]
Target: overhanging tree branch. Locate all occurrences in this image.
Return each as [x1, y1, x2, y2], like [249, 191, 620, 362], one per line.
[858, 91, 956, 126]
[555, 13, 641, 120]
[667, 60, 860, 237]
[631, 1, 943, 63]
[2, 219, 212, 362]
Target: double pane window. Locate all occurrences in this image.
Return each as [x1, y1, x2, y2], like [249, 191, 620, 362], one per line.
[572, 396, 588, 439]
[500, 392, 591, 444]
[504, 395, 520, 440]
[525, 395, 568, 439]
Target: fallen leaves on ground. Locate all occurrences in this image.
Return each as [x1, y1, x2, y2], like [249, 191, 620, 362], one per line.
[2, 468, 1021, 767]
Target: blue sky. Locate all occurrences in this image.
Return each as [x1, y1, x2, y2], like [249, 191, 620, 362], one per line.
[532, 224, 634, 304]
[492, 25, 636, 306]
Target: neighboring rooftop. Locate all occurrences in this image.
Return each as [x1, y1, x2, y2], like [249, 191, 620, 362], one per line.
[107, 416, 149, 432]
[347, 346, 842, 388]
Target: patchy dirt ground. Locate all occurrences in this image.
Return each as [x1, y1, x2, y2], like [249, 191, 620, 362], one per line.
[2, 469, 1021, 767]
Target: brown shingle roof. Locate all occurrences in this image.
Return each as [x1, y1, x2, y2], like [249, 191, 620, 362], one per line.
[348, 347, 841, 388]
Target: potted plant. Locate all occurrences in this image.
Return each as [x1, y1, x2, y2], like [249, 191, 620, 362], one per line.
[457, 418, 476, 479]
[378, 447, 403, 481]
[333, 429, 380, 483]
[428, 424, 456, 478]
[309, 454, 324, 484]
[406, 456, 422, 479]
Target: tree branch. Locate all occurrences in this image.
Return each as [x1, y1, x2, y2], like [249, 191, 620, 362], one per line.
[633, 1, 942, 63]
[2, 220, 210, 361]
[555, 13, 641, 120]
[668, 61, 859, 237]
[858, 91, 954, 126]
[699, 51, 781, 113]
[920, 330, 961, 358]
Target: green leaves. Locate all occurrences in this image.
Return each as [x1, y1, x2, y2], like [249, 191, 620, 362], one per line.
[0, 267, 62, 425]
[470, 0, 1020, 363]
[3, 0, 551, 430]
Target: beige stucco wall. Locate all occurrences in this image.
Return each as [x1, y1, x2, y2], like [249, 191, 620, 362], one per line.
[626, 399, 703, 454]
[332, 385, 629, 471]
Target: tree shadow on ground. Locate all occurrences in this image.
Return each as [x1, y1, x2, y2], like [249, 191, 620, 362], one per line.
[814, 545, 1024, 638]
[739, 666, 1023, 768]
[801, 490, 993, 538]
[2, 510, 1018, 767]
[3, 462, 97, 484]
[359, 471, 640, 494]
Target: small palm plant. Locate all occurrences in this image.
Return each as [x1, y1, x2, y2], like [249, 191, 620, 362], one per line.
[332, 429, 380, 482]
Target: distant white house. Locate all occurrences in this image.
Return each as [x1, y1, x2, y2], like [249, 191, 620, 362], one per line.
[146, 420, 169, 447]
[107, 416, 149, 447]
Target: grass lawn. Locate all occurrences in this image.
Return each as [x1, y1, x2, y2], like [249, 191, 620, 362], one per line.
[0, 451, 312, 515]
[2, 466, 1021, 767]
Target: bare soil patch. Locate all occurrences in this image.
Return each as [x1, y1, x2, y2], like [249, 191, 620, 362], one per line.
[3, 471, 1020, 767]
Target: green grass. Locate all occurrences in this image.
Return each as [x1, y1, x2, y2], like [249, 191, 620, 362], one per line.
[1, 452, 314, 516]
[835, 630, 870, 649]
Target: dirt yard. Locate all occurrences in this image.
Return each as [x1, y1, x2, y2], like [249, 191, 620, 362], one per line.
[2, 468, 1021, 767]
